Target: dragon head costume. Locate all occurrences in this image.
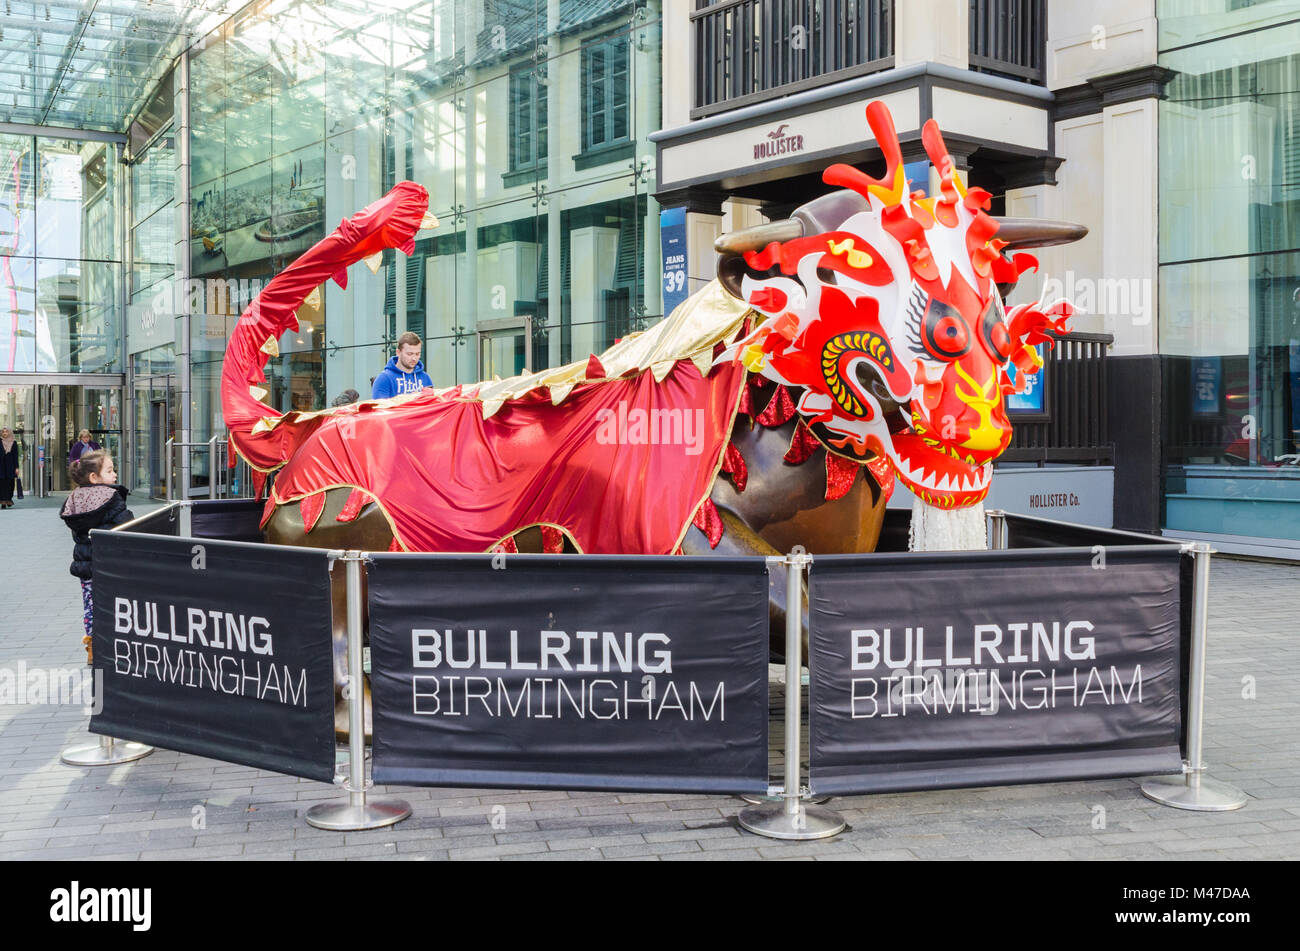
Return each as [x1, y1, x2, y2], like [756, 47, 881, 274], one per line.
[713, 100, 1075, 512]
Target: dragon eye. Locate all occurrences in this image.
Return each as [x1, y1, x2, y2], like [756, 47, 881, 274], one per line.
[981, 301, 1012, 362]
[922, 301, 971, 360]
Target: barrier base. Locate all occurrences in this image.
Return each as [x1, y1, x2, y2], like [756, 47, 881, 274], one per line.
[738, 793, 830, 806]
[305, 798, 411, 831]
[738, 802, 845, 840]
[1140, 774, 1247, 812]
[61, 738, 154, 767]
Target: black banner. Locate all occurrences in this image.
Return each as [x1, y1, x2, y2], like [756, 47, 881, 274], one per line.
[368, 554, 770, 793]
[809, 546, 1184, 795]
[89, 531, 336, 782]
[189, 499, 268, 542]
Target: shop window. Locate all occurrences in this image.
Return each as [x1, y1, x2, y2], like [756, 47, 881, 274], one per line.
[577, 32, 633, 169]
[505, 67, 547, 186]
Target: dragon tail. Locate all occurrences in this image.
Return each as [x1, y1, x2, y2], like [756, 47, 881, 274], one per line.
[220, 181, 431, 489]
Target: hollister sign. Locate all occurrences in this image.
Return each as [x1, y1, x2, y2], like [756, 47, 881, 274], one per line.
[754, 123, 804, 161]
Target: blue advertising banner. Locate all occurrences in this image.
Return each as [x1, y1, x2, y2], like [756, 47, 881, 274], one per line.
[1192, 357, 1221, 417]
[1005, 344, 1045, 413]
[660, 206, 689, 318]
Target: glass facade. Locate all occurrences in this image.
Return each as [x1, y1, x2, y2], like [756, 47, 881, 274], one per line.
[0, 131, 123, 493]
[125, 77, 181, 498]
[184, 0, 664, 457]
[0, 135, 121, 374]
[1158, 4, 1300, 544]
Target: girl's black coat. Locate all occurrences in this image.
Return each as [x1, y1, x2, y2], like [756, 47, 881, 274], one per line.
[60, 485, 134, 580]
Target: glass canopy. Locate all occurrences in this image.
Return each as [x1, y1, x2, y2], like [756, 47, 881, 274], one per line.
[0, 0, 232, 132]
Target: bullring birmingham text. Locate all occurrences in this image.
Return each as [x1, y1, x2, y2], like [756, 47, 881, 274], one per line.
[411, 628, 675, 673]
[849, 665, 1145, 718]
[412, 675, 726, 721]
[113, 597, 274, 655]
[112, 638, 308, 707]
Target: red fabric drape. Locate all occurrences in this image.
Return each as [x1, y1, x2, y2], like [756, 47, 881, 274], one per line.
[265, 359, 745, 554]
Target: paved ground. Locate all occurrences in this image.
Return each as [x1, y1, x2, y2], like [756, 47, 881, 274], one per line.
[1, 494, 1296, 861]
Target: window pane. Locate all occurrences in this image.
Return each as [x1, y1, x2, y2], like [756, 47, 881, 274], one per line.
[38, 139, 118, 262]
[0, 135, 35, 258]
[1158, 0, 1300, 50]
[1160, 22, 1300, 262]
[1160, 251, 1300, 538]
[131, 205, 174, 296]
[0, 255, 36, 371]
[36, 259, 120, 373]
[133, 130, 176, 226]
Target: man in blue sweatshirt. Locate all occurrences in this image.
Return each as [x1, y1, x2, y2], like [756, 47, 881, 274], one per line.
[372, 331, 433, 399]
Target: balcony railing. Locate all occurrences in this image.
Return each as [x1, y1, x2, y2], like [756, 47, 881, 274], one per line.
[691, 0, 894, 119]
[1004, 332, 1113, 465]
[969, 0, 1046, 86]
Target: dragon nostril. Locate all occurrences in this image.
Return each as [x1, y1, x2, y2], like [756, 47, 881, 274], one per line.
[855, 362, 896, 406]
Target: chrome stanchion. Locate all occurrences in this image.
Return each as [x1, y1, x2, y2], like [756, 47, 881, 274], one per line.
[164, 437, 173, 501]
[62, 734, 154, 767]
[1141, 543, 1246, 811]
[307, 551, 410, 831]
[739, 549, 844, 840]
[986, 509, 1008, 550]
[208, 434, 220, 500]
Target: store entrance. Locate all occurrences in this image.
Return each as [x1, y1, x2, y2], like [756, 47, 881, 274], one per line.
[0, 382, 123, 496]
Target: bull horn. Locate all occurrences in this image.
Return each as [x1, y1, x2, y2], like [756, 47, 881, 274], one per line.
[993, 217, 1088, 250]
[713, 219, 804, 255]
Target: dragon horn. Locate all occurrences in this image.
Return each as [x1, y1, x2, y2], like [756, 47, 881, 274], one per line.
[993, 218, 1089, 249]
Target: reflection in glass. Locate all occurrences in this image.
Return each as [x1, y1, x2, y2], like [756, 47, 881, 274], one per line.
[132, 205, 174, 297]
[1160, 24, 1300, 263]
[37, 139, 117, 262]
[0, 134, 35, 258]
[132, 131, 176, 227]
[183, 0, 663, 413]
[0, 256, 36, 372]
[36, 260, 119, 373]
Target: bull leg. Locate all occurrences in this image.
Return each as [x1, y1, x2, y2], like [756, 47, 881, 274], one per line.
[682, 506, 809, 662]
[264, 487, 394, 743]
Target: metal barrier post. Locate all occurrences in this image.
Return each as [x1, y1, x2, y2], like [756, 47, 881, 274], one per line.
[1141, 543, 1246, 811]
[739, 549, 844, 840]
[986, 509, 1008, 550]
[208, 435, 220, 499]
[165, 437, 173, 501]
[62, 733, 154, 767]
[307, 551, 411, 831]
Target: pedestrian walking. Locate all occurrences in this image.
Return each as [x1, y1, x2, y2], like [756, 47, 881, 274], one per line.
[59, 451, 134, 663]
[0, 427, 18, 509]
[68, 429, 102, 465]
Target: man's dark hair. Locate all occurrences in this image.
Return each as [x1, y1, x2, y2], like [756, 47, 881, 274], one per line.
[331, 389, 360, 407]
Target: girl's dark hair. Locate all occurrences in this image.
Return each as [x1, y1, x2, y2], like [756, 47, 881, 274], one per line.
[69, 449, 111, 487]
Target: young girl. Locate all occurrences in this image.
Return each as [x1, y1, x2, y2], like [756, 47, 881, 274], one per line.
[60, 451, 134, 663]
